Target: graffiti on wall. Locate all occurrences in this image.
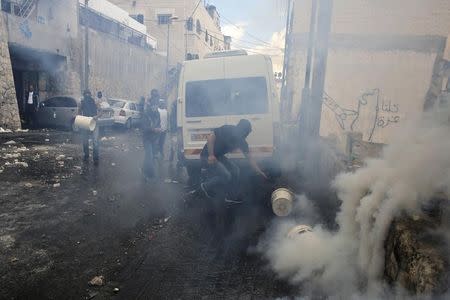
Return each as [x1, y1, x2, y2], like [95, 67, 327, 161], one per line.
[323, 89, 401, 141]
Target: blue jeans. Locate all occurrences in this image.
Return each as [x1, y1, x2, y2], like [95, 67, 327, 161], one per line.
[82, 127, 99, 161]
[143, 137, 158, 178]
[203, 156, 240, 199]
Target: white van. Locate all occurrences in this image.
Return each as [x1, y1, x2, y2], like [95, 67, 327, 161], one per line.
[177, 50, 280, 174]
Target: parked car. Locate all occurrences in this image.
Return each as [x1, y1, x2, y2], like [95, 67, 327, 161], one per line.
[108, 98, 142, 128]
[36, 95, 114, 130]
[36, 96, 79, 130]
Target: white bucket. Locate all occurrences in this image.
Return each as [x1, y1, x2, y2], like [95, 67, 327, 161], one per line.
[74, 115, 96, 131]
[271, 188, 294, 217]
[287, 224, 313, 239]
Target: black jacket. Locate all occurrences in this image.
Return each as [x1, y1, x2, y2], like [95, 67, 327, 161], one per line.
[80, 96, 98, 117]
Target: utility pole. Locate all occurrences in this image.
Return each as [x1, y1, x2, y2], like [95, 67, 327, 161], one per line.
[280, 0, 293, 117]
[84, 0, 89, 92]
[298, 0, 333, 139]
[308, 0, 332, 137]
[165, 16, 178, 99]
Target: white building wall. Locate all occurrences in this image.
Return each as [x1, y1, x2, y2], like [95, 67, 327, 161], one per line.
[287, 0, 450, 144]
[108, 0, 227, 66]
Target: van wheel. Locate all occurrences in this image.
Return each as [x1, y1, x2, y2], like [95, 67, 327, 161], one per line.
[125, 118, 132, 129]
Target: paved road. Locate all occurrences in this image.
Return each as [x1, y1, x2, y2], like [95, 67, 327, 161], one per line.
[0, 129, 295, 299]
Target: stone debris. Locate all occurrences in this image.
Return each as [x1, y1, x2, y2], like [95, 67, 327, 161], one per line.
[15, 129, 29, 133]
[44, 139, 50, 142]
[56, 155, 66, 161]
[88, 275, 105, 286]
[24, 183, 33, 188]
[100, 136, 115, 142]
[111, 163, 116, 166]
[92, 190, 97, 196]
[53, 183, 60, 188]
[0, 127, 13, 133]
[14, 162, 29, 168]
[4, 153, 21, 159]
[113, 287, 120, 293]
[4, 140, 16, 145]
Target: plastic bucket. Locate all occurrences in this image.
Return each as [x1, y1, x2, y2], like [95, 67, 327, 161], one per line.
[287, 224, 313, 239]
[271, 188, 294, 217]
[74, 115, 96, 131]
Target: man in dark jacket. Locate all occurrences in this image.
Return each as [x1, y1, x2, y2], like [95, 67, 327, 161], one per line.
[80, 90, 100, 164]
[141, 94, 161, 180]
[25, 84, 39, 128]
[200, 119, 267, 200]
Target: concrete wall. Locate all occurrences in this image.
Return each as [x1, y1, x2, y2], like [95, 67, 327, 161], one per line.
[81, 27, 166, 100]
[287, 0, 450, 144]
[109, 0, 227, 64]
[0, 13, 20, 129]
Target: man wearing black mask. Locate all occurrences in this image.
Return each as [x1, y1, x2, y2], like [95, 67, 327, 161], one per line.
[200, 119, 267, 200]
[80, 90, 100, 164]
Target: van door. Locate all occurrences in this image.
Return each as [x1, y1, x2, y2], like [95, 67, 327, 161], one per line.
[182, 60, 228, 159]
[224, 60, 274, 158]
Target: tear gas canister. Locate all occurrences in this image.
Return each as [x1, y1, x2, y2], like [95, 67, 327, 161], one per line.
[271, 188, 294, 217]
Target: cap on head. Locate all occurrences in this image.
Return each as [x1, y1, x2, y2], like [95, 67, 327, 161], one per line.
[236, 119, 252, 137]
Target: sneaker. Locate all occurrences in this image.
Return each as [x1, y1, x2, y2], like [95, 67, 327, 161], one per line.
[200, 183, 213, 199]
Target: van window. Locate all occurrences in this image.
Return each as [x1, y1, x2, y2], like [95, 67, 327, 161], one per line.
[185, 77, 268, 117]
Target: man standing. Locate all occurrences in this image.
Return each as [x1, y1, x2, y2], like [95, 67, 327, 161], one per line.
[200, 119, 267, 200]
[141, 94, 161, 180]
[80, 90, 100, 164]
[158, 99, 168, 159]
[25, 84, 39, 128]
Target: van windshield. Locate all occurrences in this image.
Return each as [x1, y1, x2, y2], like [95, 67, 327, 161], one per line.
[185, 77, 268, 117]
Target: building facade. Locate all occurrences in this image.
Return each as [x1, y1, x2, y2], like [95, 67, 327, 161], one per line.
[0, 0, 166, 129]
[108, 0, 231, 67]
[285, 0, 450, 144]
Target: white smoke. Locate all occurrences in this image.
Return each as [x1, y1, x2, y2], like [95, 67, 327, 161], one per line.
[259, 104, 450, 297]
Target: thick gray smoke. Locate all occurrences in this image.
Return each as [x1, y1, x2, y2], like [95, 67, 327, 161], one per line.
[259, 104, 450, 298]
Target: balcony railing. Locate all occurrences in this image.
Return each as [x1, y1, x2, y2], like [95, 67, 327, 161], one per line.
[79, 4, 156, 50]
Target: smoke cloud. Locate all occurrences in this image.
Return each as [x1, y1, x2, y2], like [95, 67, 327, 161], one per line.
[259, 104, 450, 297]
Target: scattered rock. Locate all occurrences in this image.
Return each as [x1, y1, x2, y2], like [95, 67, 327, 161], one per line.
[86, 290, 98, 299]
[45, 139, 50, 142]
[14, 162, 29, 168]
[113, 287, 120, 293]
[92, 190, 97, 196]
[88, 275, 105, 286]
[9, 257, 19, 263]
[53, 183, 61, 188]
[111, 163, 116, 166]
[24, 183, 33, 188]
[15, 129, 29, 133]
[0, 127, 13, 133]
[4, 140, 16, 145]
[56, 155, 66, 161]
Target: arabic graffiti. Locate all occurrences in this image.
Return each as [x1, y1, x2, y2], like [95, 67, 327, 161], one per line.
[323, 89, 401, 142]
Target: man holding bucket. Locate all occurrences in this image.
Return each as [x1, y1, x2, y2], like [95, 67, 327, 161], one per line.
[79, 90, 100, 164]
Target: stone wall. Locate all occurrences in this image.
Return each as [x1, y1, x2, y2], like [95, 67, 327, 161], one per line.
[81, 27, 166, 100]
[0, 14, 20, 129]
[286, 0, 450, 144]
